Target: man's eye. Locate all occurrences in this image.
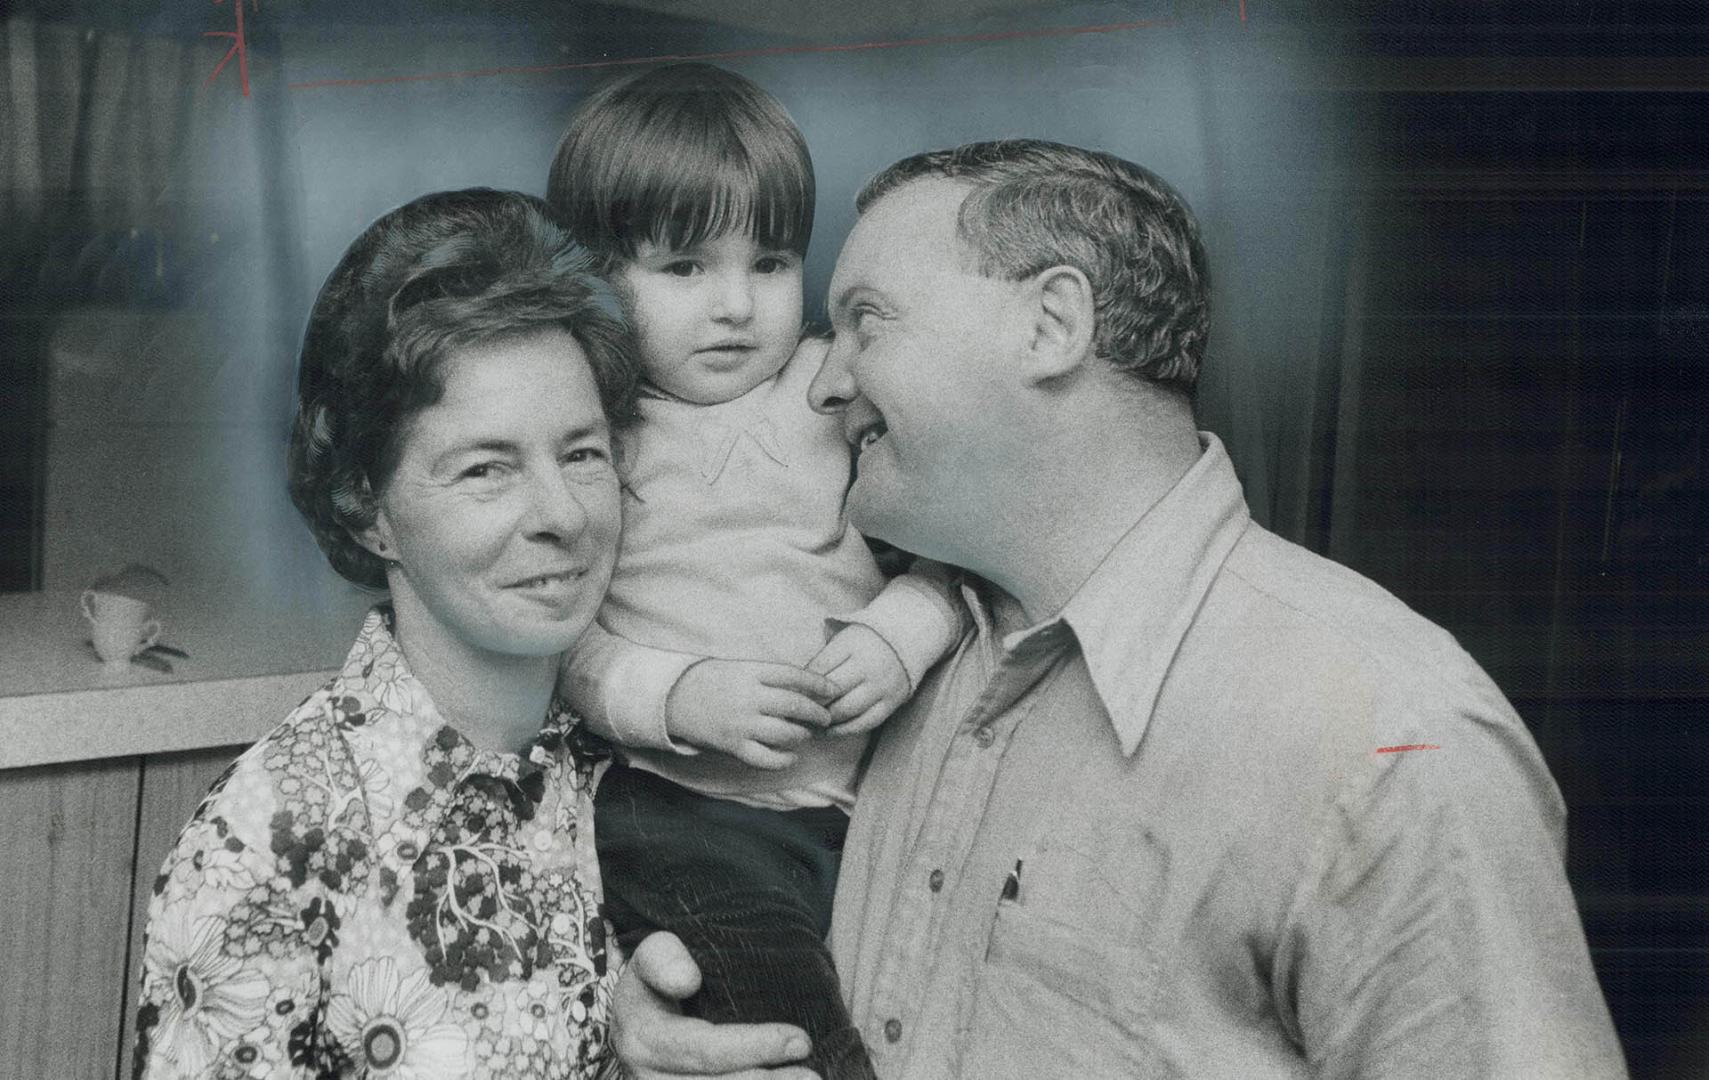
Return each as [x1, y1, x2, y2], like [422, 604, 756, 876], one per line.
[460, 462, 502, 480]
[664, 261, 699, 277]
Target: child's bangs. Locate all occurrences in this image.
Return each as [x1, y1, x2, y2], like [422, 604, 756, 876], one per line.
[631, 132, 812, 256]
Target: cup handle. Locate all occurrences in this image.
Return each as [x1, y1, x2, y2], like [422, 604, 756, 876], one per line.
[138, 620, 162, 654]
[81, 589, 97, 622]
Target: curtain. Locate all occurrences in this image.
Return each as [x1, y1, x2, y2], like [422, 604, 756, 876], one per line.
[1, 14, 213, 306]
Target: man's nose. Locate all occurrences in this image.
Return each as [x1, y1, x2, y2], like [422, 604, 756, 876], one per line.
[711, 269, 754, 323]
[808, 335, 854, 414]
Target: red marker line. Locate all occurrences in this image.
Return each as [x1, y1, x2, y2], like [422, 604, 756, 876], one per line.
[1374, 744, 1442, 754]
[205, 0, 256, 98]
[287, 18, 1174, 92]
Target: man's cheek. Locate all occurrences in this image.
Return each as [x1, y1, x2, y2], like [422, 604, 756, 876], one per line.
[845, 475, 879, 530]
[845, 473, 900, 544]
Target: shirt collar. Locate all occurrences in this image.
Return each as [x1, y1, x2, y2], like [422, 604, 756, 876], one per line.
[329, 607, 585, 814]
[634, 380, 790, 483]
[993, 433, 1250, 757]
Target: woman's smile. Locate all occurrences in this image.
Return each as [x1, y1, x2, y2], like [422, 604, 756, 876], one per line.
[505, 567, 591, 602]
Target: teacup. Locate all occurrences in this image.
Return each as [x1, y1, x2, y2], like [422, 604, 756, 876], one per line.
[80, 589, 162, 670]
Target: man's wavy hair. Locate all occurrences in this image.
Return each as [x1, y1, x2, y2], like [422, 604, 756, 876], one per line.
[287, 188, 637, 589]
[858, 139, 1210, 393]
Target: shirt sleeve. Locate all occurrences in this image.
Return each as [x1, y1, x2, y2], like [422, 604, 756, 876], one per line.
[1280, 713, 1628, 1080]
[830, 558, 968, 693]
[559, 620, 703, 755]
[132, 801, 331, 1079]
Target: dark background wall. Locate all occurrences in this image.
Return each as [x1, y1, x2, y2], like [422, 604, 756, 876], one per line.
[1329, 11, 1709, 1074]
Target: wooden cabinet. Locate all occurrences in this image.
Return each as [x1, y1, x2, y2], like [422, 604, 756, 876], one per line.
[0, 748, 235, 1080]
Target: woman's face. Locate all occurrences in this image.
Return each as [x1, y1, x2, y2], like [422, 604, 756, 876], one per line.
[364, 327, 621, 661]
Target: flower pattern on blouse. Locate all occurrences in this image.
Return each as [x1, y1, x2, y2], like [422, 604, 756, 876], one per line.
[133, 607, 617, 1079]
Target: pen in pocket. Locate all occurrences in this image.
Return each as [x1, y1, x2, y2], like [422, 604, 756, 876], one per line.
[999, 859, 1023, 902]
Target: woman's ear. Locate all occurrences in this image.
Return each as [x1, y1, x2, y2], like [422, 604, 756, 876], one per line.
[1020, 265, 1096, 385]
[345, 477, 397, 563]
[352, 513, 397, 564]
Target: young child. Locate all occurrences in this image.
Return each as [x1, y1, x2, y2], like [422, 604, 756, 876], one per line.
[547, 64, 962, 1079]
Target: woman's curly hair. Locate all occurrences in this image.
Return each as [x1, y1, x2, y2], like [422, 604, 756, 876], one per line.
[287, 188, 637, 589]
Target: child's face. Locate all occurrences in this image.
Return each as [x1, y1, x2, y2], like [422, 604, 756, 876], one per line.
[617, 231, 803, 404]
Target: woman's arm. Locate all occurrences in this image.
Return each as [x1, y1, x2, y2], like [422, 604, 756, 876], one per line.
[132, 799, 332, 1079]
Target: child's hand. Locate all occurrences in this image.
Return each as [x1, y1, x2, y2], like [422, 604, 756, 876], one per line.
[807, 623, 911, 738]
[665, 659, 837, 770]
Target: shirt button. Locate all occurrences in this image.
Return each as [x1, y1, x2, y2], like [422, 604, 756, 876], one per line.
[397, 840, 419, 862]
[532, 830, 553, 853]
[973, 725, 995, 748]
[928, 868, 944, 892]
[884, 1018, 903, 1043]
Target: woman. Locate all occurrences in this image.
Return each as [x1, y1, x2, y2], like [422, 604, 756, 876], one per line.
[132, 189, 636, 1079]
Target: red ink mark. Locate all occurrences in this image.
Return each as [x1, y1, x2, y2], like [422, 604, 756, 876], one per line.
[288, 18, 1174, 92]
[1239, 0, 1247, 24]
[1374, 744, 1442, 754]
[205, 0, 257, 98]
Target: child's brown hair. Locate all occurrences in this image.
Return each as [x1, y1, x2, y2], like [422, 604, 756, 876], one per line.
[548, 63, 815, 266]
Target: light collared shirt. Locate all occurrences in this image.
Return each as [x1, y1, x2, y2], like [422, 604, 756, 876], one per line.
[832, 434, 1627, 1079]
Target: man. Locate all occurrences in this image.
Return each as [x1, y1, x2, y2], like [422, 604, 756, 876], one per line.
[610, 139, 1627, 1079]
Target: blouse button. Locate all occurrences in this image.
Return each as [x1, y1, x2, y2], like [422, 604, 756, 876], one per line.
[973, 725, 995, 748]
[397, 840, 419, 862]
[884, 1018, 903, 1043]
[928, 868, 944, 892]
[532, 830, 554, 853]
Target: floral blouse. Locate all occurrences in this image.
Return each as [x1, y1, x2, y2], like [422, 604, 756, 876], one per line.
[133, 608, 617, 1079]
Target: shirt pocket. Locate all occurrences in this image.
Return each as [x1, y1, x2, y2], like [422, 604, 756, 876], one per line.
[961, 900, 1162, 1078]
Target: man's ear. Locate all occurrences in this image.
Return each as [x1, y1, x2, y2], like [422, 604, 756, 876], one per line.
[1020, 265, 1096, 385]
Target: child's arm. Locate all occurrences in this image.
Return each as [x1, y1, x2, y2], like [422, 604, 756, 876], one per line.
[562, 622, 838, 770]
[809, 559, 967, 736]
[561, 620, 698, 751]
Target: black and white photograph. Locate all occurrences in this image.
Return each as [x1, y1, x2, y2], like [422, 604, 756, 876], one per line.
[1, 2, 1704, 1077]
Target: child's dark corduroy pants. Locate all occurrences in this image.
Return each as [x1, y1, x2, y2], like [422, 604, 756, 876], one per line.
[594, 761, 877, 1080]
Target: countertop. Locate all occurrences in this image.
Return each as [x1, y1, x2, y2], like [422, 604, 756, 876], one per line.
[0, 586, 376, 770]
